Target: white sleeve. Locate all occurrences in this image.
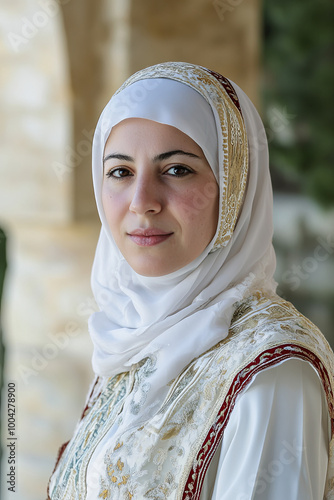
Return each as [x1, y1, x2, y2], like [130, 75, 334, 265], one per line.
[207, 358, 330, 500]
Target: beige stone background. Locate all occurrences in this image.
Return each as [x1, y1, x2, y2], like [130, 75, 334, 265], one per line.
[0, 1, 333, 499]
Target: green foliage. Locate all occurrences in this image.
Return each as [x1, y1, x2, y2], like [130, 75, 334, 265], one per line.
[0, 228, 6, 304]
[0, 228, 6, 464]
[262, 0, 334, 207]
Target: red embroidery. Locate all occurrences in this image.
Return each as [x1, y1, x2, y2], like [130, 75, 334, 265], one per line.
[205, 68, 243, 116]
[182, 344, 334, 499]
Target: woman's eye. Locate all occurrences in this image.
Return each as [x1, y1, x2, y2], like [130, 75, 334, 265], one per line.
[106, 168, 132, 179]
[165, 166, 192, 177]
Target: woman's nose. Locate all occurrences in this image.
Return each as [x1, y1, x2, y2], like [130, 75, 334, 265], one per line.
[129, 176, 162, 215]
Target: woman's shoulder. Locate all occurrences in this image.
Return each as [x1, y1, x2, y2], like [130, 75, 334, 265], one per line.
[224, 290, 333, 362]
[189, 291, 334, 383]
[231, 290, 322, 338]
[190, 290, 334, 421]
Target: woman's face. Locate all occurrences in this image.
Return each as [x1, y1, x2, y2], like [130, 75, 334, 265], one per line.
[102, 118, 219, 276]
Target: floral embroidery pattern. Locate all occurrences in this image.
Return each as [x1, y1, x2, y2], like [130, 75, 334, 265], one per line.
[130, 355, 157, 415]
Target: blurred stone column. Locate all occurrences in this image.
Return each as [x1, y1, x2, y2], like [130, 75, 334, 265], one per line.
[0, 2, 100, 499]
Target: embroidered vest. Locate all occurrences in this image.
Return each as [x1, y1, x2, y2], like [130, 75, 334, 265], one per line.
[48, 292, 334, 500]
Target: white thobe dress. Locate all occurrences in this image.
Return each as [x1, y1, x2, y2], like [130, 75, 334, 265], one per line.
[85, 358, 329, 499]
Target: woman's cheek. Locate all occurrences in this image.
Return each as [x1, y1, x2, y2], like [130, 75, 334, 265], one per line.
[178, 186, 215, 223]
[102, 188, 125, 229]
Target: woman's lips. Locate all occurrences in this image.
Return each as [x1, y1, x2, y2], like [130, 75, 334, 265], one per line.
[128, 228, 173, 247]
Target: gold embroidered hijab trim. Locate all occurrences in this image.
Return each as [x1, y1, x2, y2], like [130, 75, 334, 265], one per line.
[114, 62, 249, 249]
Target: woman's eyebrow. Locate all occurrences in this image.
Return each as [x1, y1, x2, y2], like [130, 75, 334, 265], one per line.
[103, 153, 134, 163]
[153, 150, 201, 162]
[103, 150, 201, 164]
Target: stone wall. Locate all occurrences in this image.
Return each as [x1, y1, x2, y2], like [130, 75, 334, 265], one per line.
[0, 1, 262, 499]
[128, 0, 261, 105]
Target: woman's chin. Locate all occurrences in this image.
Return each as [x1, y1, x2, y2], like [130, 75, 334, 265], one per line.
[127, 256, 185, 277]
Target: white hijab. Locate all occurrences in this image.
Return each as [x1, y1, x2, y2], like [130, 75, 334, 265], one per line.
[89, 62, 276, 429]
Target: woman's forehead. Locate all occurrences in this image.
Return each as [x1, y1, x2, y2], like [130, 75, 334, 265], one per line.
[104, 118, 206, 157]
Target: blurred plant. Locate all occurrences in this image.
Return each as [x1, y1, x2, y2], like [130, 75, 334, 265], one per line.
[262, 0, 334, 207]
[0, 228, 6, 382]
[0, 228, 7, 477]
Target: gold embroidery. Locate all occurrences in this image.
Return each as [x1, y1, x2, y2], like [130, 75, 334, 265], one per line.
[161, 424, 182, 440]
[119, 475, 130, 486]
[107, 460, 129, 487]
[83, 431, 91, 447]
[98, 490, 109, 499]
[117, 458, 124, 472]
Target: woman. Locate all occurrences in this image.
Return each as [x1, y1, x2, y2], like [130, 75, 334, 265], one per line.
[48, 62, 334, 499]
